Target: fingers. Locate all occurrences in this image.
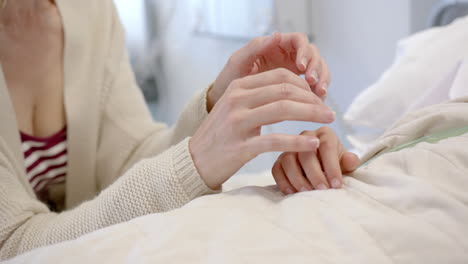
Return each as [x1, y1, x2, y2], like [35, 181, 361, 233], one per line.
[277, 33, 310, 70]
[277, 33, 329, 88]
[304, 45, 322, 86]
[229, 32, 331, 99]
[272, 157, 297, 195]
[246, 134, 320, 156]
[341, 152, 360, 173]
[244, 83, 322, 109]
[281, 152, 314, 192]
[315, 59, 331, 100]
[271, 128, 358, 195]
[285, 33, 311, 72]
[298, 151, 330, 190]
[238, 68, 310, 92]
[316, 127, 344, 189]
[306, 57, 330, 101]
[247, 100, 335, 128]
[230, 32, 281, 74]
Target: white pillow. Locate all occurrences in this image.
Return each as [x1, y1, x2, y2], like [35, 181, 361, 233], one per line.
[449, 60, 468, 99]
[344, 15, 468, 152]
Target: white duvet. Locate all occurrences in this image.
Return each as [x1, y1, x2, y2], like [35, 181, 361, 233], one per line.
[7, 99, 468, 264]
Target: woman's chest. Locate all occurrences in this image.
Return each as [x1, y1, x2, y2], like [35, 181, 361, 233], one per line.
[8, 83, 66, 137]
[0, 1, 66, 137]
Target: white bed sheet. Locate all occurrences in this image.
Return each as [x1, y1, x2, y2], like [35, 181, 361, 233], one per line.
[7, 99, 468, 264]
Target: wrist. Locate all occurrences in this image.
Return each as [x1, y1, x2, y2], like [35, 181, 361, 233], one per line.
[189, 137, 222, 190]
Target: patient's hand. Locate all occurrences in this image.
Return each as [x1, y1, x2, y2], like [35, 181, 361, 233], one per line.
[272, 127, 360, 195]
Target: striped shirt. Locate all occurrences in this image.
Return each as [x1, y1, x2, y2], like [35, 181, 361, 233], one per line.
[20, 127, 68, 195]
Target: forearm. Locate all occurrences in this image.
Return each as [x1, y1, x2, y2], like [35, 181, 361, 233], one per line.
[1, 139, 214, 260]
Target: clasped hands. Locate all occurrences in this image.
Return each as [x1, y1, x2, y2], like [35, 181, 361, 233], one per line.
[190, 32, 360, 193]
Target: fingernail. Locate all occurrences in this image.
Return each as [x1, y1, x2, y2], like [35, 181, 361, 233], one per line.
[321, 83, 328, 96]
[326, 111, 336, 122]
[300, 187, 310, 193]
[317, 184, 328, 190]
[310, 71, 319, 84]
[301, 58, 308, 71]
[285, 188, 294, 195]
[308, 138, 320, 148]
[331, 178, 341, 189]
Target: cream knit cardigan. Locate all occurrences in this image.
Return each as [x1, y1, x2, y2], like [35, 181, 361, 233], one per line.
[0, 0, 216, 260]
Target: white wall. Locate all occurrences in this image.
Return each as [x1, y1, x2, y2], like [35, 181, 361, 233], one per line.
[308, 0, 410, 111]
[411, 0, 440, 32]
[113, 0, 147, 64]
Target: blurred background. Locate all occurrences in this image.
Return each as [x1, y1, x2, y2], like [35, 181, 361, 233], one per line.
[113, 0, 440, 174]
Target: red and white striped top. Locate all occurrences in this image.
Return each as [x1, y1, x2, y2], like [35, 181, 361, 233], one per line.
[20, 127, 68, 194]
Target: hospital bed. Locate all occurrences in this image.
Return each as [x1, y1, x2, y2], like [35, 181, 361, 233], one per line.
[5, 2, 468, 263]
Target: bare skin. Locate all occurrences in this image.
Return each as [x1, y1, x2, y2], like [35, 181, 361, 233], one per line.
[0, 0, 65, 137]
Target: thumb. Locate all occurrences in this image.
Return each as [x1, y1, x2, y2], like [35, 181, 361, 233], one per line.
[231, 32, 281, 76]
[340, 152, 361, 173]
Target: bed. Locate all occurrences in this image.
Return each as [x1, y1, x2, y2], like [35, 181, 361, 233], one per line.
[5, 2, 468, 263]
[7, 98, 468, 263]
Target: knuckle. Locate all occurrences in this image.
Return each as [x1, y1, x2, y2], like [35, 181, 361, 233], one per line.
[265, 135, 282, 151]
[233, 140, 252, 161]
[227, 112, 244, 126]
[242, 142, 258, 161]
[275, 100, 289, 117]
[318, 126, 332, 134]
[276, 68, 291, 81]
[310, 94, 322, 104]
[292, 136, 303, 149]
[229, 79, 242, 90]
[319, 135, 336, 150]
[319, 139, 331, 149]
[226, 91, 244, 107]
[279, 83, 292, 99]
[318, 132, 332, 144]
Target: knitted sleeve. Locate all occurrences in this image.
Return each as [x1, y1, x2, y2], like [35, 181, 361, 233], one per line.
[0, 136, 216, 260]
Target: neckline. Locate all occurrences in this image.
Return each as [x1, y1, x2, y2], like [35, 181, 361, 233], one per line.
[20, 127, 67, 142]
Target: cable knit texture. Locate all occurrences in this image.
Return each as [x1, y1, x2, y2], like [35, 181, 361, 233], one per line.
[0, 0, 215, 260]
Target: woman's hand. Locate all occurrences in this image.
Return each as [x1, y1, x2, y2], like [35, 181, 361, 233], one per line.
[190, 68, 335, 190]
[207, 32, 330, 111]
[272, 127, 360, 195]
